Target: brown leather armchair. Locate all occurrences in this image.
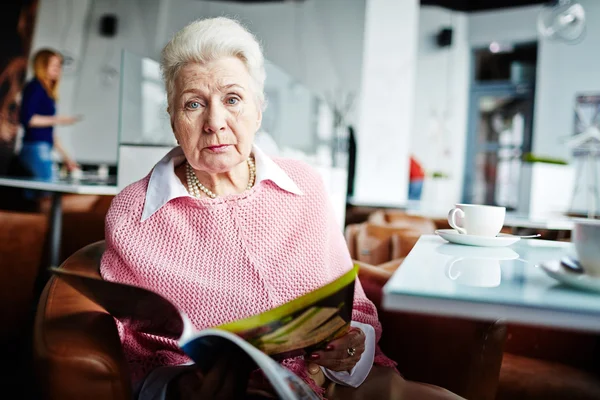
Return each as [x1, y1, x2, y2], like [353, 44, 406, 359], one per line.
[345, 222, 418, 266]
[33, 241, 131, 400]
[34, 240, 507, 400]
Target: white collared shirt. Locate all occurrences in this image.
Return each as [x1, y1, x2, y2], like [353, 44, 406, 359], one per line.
[139, 144, 374, 386]
[141, 144, 303, 222]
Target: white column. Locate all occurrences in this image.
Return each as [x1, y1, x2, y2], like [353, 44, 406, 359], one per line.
[353, 0, 419, 207]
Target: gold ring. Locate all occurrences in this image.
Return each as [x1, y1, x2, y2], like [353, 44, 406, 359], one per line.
[347, 347, 356, 357]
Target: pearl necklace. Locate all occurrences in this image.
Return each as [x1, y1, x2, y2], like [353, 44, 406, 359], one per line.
[186, 157, 255, 199]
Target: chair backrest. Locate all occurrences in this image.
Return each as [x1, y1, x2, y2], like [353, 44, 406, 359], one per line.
[364, 223, 425, 258]
[56, 194, 114, 265]
[33, 241, 132, 400]
[368, 209, 437, 234]
[345, 222, 416, 264]
[357, 224, 401, 265]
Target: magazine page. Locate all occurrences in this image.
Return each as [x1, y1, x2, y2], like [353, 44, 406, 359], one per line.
[182, 329, 320, 400]
[49, 267, 189, 340]
[214, 265, 357, 359]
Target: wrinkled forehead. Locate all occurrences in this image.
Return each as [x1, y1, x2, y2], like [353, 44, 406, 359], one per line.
[174, 57, 253, 96]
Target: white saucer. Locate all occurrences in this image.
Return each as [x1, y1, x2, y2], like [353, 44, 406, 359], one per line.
[540, 259, 600, 294]
[435, 229, 520, 247]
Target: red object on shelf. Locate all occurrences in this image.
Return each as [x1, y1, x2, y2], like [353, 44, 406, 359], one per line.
[409, 156, 425, 181]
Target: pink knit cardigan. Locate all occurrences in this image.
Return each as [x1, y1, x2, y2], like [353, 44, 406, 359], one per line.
[100, 158, 396, 395]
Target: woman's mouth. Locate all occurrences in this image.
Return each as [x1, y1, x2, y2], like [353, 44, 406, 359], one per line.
[206, 145, 231, 153]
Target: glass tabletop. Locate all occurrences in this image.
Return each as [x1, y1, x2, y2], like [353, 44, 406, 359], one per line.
[383, 235, 600, 316]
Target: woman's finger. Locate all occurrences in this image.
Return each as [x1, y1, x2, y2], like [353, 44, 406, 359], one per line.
[324, 343, 365, 365]
[310, 328, 366, 361]
[307, 328, 367, 371]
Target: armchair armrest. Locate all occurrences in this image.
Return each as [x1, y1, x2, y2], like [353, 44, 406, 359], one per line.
[33, 242, 131, 400]
[356, 259, 404, 288]
[358, 261, 507, 400]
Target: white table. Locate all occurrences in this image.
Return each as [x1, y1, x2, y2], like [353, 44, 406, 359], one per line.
[383, 235, 600, 333]
[0, 175, 118, 269]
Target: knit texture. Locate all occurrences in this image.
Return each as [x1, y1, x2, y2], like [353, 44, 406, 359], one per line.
[100, 158, 396, 395]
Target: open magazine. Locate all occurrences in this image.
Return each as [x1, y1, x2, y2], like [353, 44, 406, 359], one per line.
[50, 265, 358, 400]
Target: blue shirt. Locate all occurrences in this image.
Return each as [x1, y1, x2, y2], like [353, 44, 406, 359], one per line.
[20, 78, 56, 145]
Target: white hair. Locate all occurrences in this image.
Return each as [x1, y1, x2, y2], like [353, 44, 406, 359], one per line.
[161, 17, 266, 111]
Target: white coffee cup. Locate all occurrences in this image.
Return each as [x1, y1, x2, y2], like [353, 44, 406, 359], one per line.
[572, 218, 600, 277]
[447, 204, 506, 237]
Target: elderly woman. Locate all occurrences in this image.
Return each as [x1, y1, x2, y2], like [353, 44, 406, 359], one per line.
[100, 17, 463, 400]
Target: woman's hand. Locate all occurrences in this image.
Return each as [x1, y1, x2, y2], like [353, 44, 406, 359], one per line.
[63, 158, 79, 172]
[308, 327, 366, 372]
[56, 115, 80, 125]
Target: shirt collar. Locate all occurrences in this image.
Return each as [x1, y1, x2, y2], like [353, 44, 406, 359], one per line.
[141, 144, 303, 221]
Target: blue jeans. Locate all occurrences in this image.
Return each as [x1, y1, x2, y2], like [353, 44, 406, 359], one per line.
[19, 142, 55, 199]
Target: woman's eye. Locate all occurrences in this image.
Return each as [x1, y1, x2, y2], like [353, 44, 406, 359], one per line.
[226, 97, 240, 105]
[187, 101, 201, 110]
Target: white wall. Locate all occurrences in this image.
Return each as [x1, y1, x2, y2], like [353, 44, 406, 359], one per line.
[411, 6, 469, 208]
[352, 0, 419, 207]
[31, 0, 162, 164]
[262, 61, 315, 153]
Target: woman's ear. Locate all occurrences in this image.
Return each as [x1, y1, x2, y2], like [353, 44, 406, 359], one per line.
[170, 118, 179, 144]
[256, 108, 262, 130]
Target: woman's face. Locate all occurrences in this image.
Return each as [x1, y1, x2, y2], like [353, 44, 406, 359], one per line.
[46, 56, 62, 81]
[171, 56, 262, 174]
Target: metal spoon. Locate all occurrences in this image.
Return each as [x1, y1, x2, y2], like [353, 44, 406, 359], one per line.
[499, 233, 541, 239]
[561, 256, 585, 274]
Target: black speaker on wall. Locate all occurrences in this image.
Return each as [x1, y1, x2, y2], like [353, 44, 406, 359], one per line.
[436, 27, 453, 47]
[100, 14, 118, 37]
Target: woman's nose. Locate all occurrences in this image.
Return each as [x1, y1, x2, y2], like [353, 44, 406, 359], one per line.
[203, 104, 227, 133]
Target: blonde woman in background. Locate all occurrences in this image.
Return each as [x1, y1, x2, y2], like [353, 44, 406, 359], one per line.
[19, 48, 80, 193]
